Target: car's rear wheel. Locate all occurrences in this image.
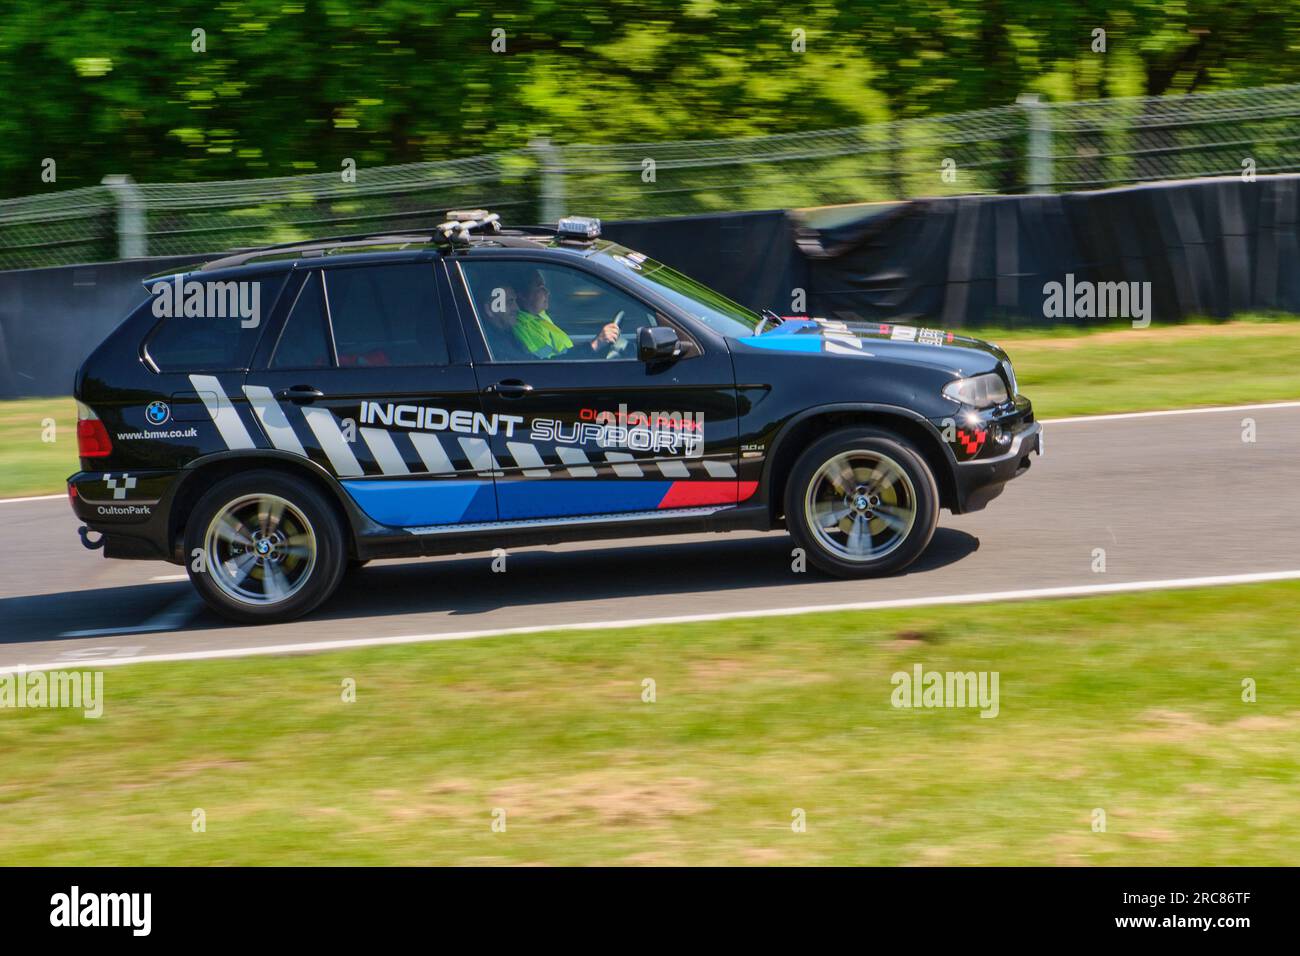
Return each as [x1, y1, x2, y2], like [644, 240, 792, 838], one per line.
[785, 427, 939, 578]
[184, 471, 347, 624]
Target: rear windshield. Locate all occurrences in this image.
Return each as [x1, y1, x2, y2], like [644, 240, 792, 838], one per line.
[144, 272, 286, 371]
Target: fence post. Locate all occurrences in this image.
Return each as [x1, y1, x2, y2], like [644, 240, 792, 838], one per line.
[1017, 94, 1053, 194]
[102, 174, 147, 258]
[530, 138, 565, 225]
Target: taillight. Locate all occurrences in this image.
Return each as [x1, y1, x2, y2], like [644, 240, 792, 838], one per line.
[77, 419, 112, 457]
[76, 402, 112, 458]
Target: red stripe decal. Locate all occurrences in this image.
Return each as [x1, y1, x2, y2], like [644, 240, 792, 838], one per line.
[658, 480, 759, 509]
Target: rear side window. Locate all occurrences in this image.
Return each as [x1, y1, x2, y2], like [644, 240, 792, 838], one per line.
[323, 264, 447, 367]
[270, 272, 331, 369]
[145, 273, 285, 372]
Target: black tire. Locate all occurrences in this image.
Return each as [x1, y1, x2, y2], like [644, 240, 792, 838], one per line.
[184, 470, 348, 624]
[785, 427, 939, 578]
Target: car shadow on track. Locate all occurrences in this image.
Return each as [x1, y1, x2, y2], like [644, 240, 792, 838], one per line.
[0, 528, 979, 647]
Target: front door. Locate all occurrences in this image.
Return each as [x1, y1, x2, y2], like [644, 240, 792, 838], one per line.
[453, 258, 741, 521]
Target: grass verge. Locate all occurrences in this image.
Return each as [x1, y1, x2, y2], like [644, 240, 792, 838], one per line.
[1, 318, 1298, 498]
[2, 581, 1297, 865]
[992, 317, 1300, 418]
[0, 396, 75, 499]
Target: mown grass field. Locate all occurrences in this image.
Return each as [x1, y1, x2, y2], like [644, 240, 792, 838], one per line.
[990, 317, 1300, 418]
[1, 319, 1297, 499]
[0, 395, 75, 499]
[1, 581, 1296, 865]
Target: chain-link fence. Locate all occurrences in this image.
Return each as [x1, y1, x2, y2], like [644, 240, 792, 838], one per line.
[541, 105, 1027, 221]
[1044, 84, 1300, 188]
[3, 83, 1299, 270]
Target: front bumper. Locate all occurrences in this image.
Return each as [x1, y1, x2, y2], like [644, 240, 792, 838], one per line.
[951, 419, 1042, 512]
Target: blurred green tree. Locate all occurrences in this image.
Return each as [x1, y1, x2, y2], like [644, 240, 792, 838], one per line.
[0, 0, 1297, 197]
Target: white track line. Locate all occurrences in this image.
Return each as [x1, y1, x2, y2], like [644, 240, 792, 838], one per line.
[7, 568, 1300, 674]
[1043, 400, 1300, 425]
[0, 493, 65, 505]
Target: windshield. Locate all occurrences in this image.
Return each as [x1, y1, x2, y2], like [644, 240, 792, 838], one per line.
[599, 247, 762, 337]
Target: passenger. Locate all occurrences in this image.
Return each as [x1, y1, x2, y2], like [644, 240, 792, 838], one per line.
[478, 285, 534, 361]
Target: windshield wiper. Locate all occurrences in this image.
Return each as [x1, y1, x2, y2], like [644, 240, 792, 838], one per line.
[754, 309, 784, 335]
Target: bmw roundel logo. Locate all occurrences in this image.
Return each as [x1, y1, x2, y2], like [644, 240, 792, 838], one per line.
[145, 401, 171, 426]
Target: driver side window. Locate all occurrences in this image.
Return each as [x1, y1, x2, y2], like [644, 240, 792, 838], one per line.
[460, 260, 657, 362]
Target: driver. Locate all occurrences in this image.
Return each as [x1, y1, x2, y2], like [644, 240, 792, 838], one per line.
[511, 269, 621, 359]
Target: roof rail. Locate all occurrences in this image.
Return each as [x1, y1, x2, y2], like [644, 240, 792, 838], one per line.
[197, 231, 434, 272]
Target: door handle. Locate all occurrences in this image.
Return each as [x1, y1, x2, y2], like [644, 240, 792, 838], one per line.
[276, 385, 325, 405]
[484, 380, 534, 399]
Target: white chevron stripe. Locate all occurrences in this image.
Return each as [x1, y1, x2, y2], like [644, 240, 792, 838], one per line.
[556, 446, 596, 477]
[826, 341, 870, 356]
[605, 451, 644, 478]
[408, 432, 454, 474]
[190, 374, 255, 450]
[458, 437, 501, 476]
[506, 441, 550, 477]
[823, 332, 862, 349]
[655, 459, 690, 478]
[703, 459, 737, 479]
[301, 407, 364, 477]
[360, 427, 410, 475]
[241, 385, 306, 456]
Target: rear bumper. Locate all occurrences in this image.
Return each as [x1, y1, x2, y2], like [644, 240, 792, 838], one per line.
[950, 420, 1042, 513]
[68, 469, 181, 561]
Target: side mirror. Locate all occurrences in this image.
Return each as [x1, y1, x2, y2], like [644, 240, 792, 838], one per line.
[638, 325, 681, 362]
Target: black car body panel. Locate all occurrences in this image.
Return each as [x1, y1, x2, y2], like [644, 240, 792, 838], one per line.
[69, 228, 1040, 570]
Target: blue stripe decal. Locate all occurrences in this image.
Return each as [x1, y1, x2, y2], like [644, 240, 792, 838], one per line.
[496, 479, 672, 519]
[762, 319, 821, 335]
[738, 334, 825, 352]
[341, 479, 496, 527]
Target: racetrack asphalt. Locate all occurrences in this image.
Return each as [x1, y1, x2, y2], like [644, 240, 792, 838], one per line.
[2, 403, 1297, 671]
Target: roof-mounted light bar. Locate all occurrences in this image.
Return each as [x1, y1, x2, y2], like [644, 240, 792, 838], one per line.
[556, 216, 601, 240]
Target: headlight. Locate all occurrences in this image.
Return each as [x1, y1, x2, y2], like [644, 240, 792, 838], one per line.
[942, 372, 1009, 408]
[1001, 359, 1018, 397]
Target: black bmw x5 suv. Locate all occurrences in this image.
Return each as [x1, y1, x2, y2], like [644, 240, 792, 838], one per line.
[69, 212, 1041, 623]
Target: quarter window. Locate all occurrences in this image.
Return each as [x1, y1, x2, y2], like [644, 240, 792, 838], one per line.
[145, 273, 286, 372]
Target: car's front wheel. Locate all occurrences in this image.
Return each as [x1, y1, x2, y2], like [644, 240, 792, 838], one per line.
[785, 427, 939, 578]
[184, 471, 347, 624]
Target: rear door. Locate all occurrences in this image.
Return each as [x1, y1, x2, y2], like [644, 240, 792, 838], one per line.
[451, 256, 741, 521]
[243, 260, 497, 529]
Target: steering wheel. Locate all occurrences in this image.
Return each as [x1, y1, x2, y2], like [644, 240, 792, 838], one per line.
[604, 310, 632, 359]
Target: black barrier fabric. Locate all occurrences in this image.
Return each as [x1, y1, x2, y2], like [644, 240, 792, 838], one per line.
[796, 175, 1300, 328]
[0, 256, 198, 399]
[3, 177, 1298, 397]
[0, 213, 805, 398]
[602, 207, 807, 314]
